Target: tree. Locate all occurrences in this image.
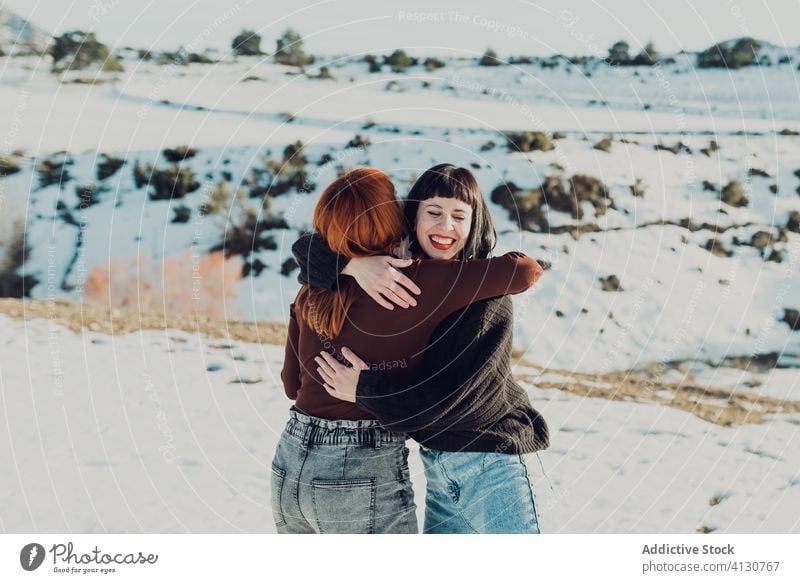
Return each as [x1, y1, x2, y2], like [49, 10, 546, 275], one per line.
[275, 29, 314, 67]
[232, 29, 262, 56]
[50, 30, 123, 72]
[697, 37, 761, 69]
[480, 48, 501, 66]
[386, 49, 414, 72]
[607, 40, 631, 66]
[633, 41, 659, 66]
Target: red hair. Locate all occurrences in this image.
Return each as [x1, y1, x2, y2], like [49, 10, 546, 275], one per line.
[295, 168, 405, 337]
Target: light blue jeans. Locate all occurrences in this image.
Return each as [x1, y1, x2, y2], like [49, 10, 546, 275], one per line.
[271, 408, 418, 534]
[420, 447, 541, 534]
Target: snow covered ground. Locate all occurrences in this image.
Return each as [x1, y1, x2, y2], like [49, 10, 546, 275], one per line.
[1, 315, 797, 533]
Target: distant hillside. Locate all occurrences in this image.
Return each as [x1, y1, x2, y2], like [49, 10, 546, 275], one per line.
[0, 8, 50, 55]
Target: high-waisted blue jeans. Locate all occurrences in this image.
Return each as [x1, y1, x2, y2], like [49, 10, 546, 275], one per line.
[271, 408, 418, 534]
[420, 447, 541, 534]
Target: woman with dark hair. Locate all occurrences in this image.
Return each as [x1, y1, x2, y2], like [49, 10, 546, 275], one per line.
[293, 163, 549, 534]
[274, 167, 543, 534]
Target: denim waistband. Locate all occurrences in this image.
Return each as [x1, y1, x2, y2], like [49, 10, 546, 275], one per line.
[283, 407, 407, 448]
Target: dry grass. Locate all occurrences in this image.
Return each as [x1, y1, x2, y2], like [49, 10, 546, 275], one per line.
[513, 357, 800, 427]
[0, 297, 286, 345]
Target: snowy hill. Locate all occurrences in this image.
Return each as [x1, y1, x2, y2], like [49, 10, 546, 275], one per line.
[1, 40, 799, 534]
[0, 8, 50, 55]
[1, 53, 799, 378]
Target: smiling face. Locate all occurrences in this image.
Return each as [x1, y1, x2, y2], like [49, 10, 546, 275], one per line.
[415, 196, 473, 260]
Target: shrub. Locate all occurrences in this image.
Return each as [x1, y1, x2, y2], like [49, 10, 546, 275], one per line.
[96, 154, 124, 180]
[346, 134, 371, 149]
[490, 173, 611, 229]
[505, 131, 554, 153]
[260, 141, 315, 197]
[232, 29, 262, 56]
[211, 207, 280, 259]
[720, 180, 748, 207]
[280, 257, 299, 276]
[594, 137, 612, 153]
[132, 161, 150, 188]
[0, 218, 38, 298]
[275, 29, 314, 67]
[697, 37, 761, 69]
[607, 40, 631, 66]
[0, 155, 22, 177]
[172, 205, 191, 223]
[423, 57, 445, 71]
[386, 49, 415, 72]
[75, 182, 105, 208]
[787, 211, 800, 233]
[599, 275, 623, 292]
[480, 48, 501, 66]
[50, 30, 123, 72]
[162, 145, 198, 163]
[632, 42, 659, 66]
[365, 54, 382, 73]
[147, 165, 200, 201]
[36, 154, 72, 188]
[200, 179, 235, 216]
[630, 178, 645, 198]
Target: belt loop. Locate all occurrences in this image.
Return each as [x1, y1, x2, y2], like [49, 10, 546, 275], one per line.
[301, 423, 314, 449]
[372, 430, 382, 450]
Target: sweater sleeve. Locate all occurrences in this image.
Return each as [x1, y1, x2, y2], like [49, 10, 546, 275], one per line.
[280, 303, 301, 400]
[355, 298, 515, 432]
[291, 233, 350, 290]
[413, 252, 543, 322]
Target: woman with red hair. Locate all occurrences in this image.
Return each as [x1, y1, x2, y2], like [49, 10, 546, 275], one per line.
[272, 167, 542, 533]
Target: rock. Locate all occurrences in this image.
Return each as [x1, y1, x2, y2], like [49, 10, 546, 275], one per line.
[769, 183, 778, 194]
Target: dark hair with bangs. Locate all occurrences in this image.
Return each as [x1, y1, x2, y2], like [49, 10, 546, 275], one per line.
[404, 163, 497, 260]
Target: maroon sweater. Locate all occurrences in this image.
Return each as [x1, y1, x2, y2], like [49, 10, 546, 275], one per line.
[281, 252, 543, 420]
